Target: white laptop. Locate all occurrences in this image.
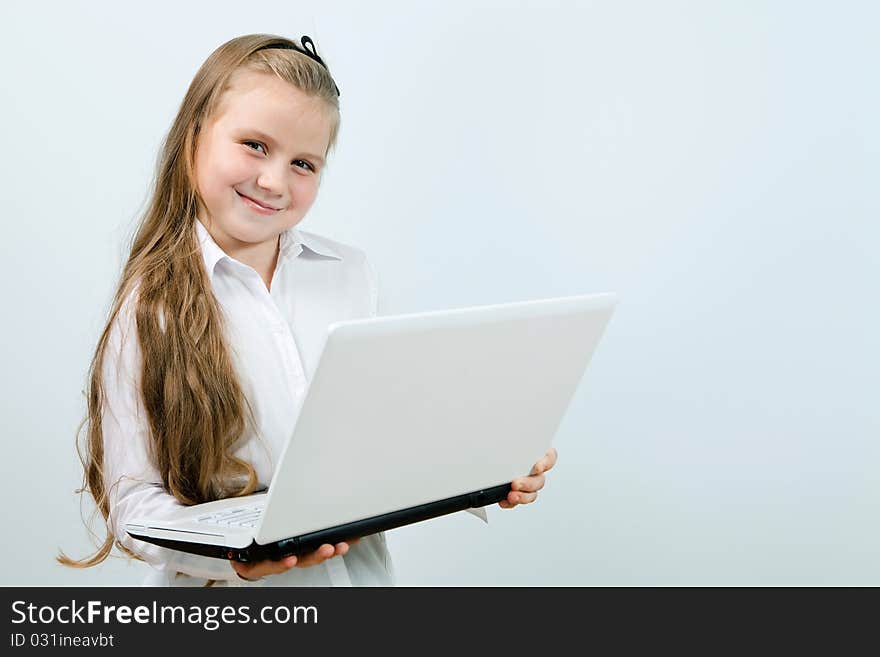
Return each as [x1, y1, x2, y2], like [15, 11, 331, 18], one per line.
[126, 292, 618, 562]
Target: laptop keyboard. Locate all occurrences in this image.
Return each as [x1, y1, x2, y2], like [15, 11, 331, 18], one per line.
[196, 504, 264, 528]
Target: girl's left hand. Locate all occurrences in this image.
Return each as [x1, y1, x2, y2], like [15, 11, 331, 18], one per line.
[499, 447, 558, 509]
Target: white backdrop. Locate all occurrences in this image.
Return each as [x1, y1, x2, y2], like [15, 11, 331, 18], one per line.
[1, 0, 877, 585]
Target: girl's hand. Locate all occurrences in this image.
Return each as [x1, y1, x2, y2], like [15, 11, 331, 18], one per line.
[231, 539, 360, 581]
[499, 447, 558, 509]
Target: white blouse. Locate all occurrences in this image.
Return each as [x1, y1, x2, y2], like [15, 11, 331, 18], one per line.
[102, 218, 392, 586]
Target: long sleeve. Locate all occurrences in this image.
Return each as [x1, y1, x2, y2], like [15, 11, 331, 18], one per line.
[101, 292, 240, 582]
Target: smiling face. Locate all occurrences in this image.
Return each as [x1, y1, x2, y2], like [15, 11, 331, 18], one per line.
[193, 68, 333, 260]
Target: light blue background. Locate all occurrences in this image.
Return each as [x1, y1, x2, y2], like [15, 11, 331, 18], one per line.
[0, 0, 877, 585]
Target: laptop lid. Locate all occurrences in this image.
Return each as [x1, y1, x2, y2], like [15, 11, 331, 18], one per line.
[254, 292, 617, 545]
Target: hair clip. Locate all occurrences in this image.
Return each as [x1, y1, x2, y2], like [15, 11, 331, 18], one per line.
[299, 36, 324, 67]
[256, 35, 340, 97]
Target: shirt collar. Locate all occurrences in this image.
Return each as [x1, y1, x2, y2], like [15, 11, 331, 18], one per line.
[194, 218, 343, 278]
[283, 226, 344, 260]
[194, 218, 228, 276]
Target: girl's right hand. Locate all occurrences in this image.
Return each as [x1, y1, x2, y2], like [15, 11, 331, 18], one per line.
[230, 539, 360, 581]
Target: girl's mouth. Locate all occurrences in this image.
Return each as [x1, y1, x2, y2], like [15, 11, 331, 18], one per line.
[237, 191, 279, 214]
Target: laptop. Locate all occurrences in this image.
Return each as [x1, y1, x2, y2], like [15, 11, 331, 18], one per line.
[126, 292, 618, 562]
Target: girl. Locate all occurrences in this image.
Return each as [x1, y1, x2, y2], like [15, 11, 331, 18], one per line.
[59, 33, 557, 586]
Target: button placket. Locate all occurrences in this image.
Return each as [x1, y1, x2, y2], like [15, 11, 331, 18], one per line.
[256, 276, 307, 397]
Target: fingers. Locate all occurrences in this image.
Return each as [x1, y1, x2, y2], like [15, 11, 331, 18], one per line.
[232, 555, 297, 580]
[497, 489, 538, 509]
[499, 482, 541, 509]
[294, 542, 346, 568]
[500, 448, 558, 510]
[231, 540, 359, 579]
[530, 447, 558, 476]
[508, 489, 539, 505]
[512, 473, 545, 494]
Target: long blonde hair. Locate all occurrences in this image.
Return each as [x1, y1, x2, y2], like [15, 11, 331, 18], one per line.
[59, 34, 341, 568]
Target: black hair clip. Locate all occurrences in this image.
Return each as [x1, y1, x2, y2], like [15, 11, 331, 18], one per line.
[256, 35, 340, 97]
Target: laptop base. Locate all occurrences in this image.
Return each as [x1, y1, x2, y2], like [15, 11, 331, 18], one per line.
[128, 483, 512, 563]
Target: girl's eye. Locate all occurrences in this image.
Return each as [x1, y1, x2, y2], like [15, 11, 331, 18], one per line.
[243, 142, 314, 173]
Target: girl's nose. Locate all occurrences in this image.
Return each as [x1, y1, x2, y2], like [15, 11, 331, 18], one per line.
[256, 164, 286, 196]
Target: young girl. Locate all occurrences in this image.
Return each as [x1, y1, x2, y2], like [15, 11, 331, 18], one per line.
[60, 33, 557, 586]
